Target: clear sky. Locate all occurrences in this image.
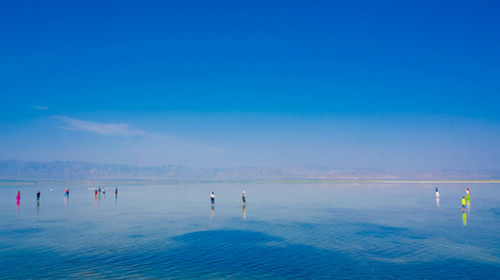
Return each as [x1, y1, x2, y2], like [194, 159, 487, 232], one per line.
[1, 0, 499, 170]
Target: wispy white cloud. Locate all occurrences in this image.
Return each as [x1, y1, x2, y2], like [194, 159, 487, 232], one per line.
[34, 105, 48, 110]
[48, 115, 224, 166]
[54, 116, 145, 136]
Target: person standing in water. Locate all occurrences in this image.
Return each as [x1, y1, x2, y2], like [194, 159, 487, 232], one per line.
[435, 187, 439, 198]
[466, 187, 471, 202]
[462, 196, 466, 212]
[115, 187, 118, 196]
[36, 191, 40, 210]
[16, 191, 20, 202]
[210, 192, 215, 204]
[242, 191, 246, 204]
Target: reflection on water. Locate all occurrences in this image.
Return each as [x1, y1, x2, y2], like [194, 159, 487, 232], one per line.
[436, 197, 440, 208]
[242, 205, 246, 221]
[64, 196, 68, 211]
[466, 200, 471, 225]
[1, 182, 500, 279]
[16, 191, 20, 217]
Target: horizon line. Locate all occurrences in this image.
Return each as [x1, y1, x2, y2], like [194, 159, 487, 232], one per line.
[1, 179, 500, 187]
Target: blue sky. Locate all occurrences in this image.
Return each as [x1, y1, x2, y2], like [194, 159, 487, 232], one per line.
[0, 0, 499, 170]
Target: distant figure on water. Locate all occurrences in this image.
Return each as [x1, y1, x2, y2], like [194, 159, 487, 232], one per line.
[64, 188, 70, 197]
[95, 189, 98, 196]
[242, 191, 246, 204]
[462, 196, 466, 212]
[435, 187, 439, 198]
[102, 187, 106, 194]
[115, 187, 118, 196]
[36, 191, 40, 201]
[466, 187, 471, 202]
[98, 187, 101, 194]
[210, 192, 215, 204]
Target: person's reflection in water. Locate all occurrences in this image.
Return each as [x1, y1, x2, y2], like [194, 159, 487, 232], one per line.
[64, 196, 69, 211]
[16, 191, 20, 216]
[462, 211, 467, 226]
[36, 191, 41, 213]
[242, 204, 246, 221]
[436, 197, 440, 209]
[210, 205, 215, 219]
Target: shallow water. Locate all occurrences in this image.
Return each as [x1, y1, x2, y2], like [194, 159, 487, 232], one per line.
[1, 182, 499, 279]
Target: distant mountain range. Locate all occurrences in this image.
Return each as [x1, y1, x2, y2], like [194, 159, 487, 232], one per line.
[0, 160, 499, 181]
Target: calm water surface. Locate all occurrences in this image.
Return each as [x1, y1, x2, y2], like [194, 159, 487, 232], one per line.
[1, 182, 499, 279]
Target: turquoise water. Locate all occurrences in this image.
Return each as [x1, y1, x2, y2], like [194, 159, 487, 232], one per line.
[1, 182, 499, 279]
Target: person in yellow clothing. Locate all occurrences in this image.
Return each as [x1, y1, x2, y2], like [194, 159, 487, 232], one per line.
[461, 196, 466, 212]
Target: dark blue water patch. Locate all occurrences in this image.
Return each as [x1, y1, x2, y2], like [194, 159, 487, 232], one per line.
[0, 226, 42, 237]
[128, 234, 145, 239]
[151, 230, 358, 278]
[172, 229, 277, 245]
[294, 222, 316, 230]
[1, 229, 499, 279]
[146, 230, 500, 278]
[354, 223, 427, 240]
